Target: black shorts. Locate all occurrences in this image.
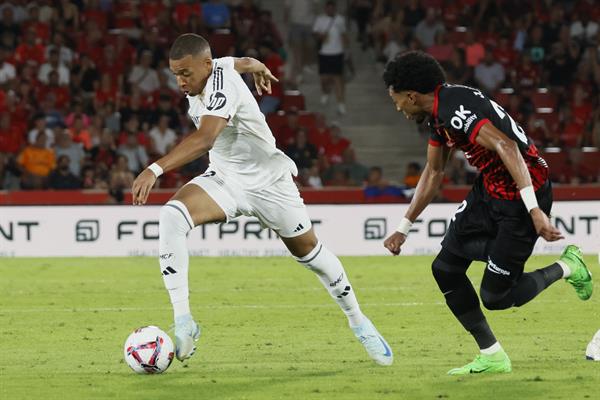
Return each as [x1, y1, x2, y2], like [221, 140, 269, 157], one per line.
[441, 176, 553, 273]
[318, 54, 344, 75]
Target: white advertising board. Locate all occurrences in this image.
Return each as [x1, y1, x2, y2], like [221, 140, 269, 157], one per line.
[0, 202, 598, 257]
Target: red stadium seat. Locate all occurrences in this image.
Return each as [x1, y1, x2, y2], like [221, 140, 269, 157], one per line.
[266, 111, 287, 133]
[531, 90, 557, 113]
[281, 91, 305, 111]
[298, 112, 316, 131]
[576, 150, 600, 181]
[541, 150, 569, 182]
[208, 30, 236, 58]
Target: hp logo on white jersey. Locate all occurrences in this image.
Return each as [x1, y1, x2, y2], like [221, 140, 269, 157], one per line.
[207, 92, 227, 111]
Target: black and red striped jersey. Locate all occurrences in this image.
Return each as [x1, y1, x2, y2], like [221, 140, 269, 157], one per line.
[428, 83, 548, 200]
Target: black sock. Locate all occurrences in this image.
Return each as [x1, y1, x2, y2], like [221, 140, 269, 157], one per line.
[511, 263, 564, 307]
[457, 309, 497, 349]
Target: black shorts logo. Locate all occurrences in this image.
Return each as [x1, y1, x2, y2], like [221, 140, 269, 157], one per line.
[207, 92, 226, 111]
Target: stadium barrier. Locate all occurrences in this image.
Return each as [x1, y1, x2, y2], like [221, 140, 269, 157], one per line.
[0, 202, 598, 257]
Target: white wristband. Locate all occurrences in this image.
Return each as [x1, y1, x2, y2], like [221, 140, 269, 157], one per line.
[147, 163, 163, 178]
[520, 185, 538, 212]
[396, 217, 413, 236]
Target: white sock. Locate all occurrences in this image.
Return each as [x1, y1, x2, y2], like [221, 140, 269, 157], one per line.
[295, 242, 366, 327]
[159, 200, 194, 319]
[480, 342, 502, 355]
[556, 260, 571, 278]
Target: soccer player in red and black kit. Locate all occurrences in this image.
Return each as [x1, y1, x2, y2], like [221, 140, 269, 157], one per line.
[382, 51, 593, 375]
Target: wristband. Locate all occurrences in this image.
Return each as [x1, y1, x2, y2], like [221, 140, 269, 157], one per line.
[147, 163, 163, 178]
[396, 217, 413, 236]
[520, 185, 538, 212]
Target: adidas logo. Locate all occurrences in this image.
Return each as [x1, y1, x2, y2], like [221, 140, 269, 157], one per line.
[293, 223, 304, 233]
[336, 285, 352, 298]
[162, 266, 177, 275]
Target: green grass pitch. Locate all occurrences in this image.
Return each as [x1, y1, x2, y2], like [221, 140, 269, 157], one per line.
[1, 255, 598, 400]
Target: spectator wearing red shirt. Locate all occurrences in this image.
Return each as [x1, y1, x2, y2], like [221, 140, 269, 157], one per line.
[173, 1, 202, 27]
[22, 4, 50, 43]
[257, 41, 284, 114]
[81, 0, 107, 32]
[14, 27, 45, 66]
[308, 113, 332, 154]
[94, 73, 120, 110]
[323, 123, 350, 164]
[464, 31, 484, 67]
[427, 31, 453, 64]
[560, 108, 585, 147]
[0, 113, 24, 154]
[97, 45, 126, 85]
[512, 53, 539, 91]
[39, 71, 70, 111]
[276, 109, 300, 149]
[493, 36, 516, 69]
[571, 84, 593, 126]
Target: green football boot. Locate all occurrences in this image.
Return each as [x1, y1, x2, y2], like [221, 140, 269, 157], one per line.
[561, 245, 593, 300]
[447, 349, 512, 375]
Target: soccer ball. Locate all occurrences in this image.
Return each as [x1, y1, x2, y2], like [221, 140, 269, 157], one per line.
[585, 329, 600, 361]
[124, 326, 175, 373]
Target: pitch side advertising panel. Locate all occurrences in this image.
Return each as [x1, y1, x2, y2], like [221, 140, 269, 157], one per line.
[0, 202, 598, 257]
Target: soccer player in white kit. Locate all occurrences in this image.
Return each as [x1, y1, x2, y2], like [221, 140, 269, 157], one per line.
[132, 33, 393, 366]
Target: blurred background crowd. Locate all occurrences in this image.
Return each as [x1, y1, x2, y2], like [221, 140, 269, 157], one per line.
[0, 0, 598, 202]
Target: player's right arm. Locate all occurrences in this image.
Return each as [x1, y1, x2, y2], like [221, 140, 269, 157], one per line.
[131, 115, 227, 205]
[384, 143, 450, 255]
[232, 57, 278, 95]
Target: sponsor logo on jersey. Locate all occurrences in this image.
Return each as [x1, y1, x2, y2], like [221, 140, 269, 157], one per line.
[207, 92, 227, 111]
[450, 105, 473, 131]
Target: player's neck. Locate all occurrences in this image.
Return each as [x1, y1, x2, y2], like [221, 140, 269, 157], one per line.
[198, 64, 213, 95]
[418, 93, 435, 115]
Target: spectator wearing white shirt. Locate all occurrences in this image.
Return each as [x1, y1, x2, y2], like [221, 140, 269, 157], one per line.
[45, 32, 74, 67]
[285, 0, 318, 86]
[28, 114, 55, 149]
[414, 8, 445, 49]
[38, 48, 70, 85]
[474, 50, 506, 96]
[128, 50, 160, 94]
[313, 1, 348, 115]
[149, 115, 177, 157]
[0, 46, 16, 86]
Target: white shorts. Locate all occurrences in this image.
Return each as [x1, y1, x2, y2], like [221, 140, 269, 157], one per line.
[187, 168, 312, 238]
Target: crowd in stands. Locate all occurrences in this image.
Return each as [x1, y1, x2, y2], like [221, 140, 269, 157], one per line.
[358, 0, 600, 184]
[0, 0, 598, 202]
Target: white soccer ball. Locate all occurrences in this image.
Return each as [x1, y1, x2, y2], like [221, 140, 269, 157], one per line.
[124, 326, 175, 373]
[585, 329, 600, 361]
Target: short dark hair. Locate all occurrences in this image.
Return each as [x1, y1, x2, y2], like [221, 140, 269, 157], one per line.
[169, 33, 210, 60]
[383, 51, 446, 94]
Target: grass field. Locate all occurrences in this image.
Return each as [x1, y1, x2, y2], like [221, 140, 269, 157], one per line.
[1, 255, 598, 400]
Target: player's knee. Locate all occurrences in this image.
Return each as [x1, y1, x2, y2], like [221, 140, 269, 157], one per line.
[480, 289, 512, 310]
[159, 202, 193, 236]
[431, 252, 468, 290]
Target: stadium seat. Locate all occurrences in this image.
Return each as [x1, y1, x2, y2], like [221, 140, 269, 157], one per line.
[447, 29, 467, 46]
[576, 149, 600, 181]
[298, 112, 316, 131]
[541, 150, 569, 181]
[266, 111, 287, 133]
[281, 91, 306, 111]
[531, 90, 557, 113]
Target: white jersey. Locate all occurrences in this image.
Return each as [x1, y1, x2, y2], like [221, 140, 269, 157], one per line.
[186, 57, 297, 190]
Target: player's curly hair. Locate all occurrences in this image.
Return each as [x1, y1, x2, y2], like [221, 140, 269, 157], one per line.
[383, 51, 446, 94]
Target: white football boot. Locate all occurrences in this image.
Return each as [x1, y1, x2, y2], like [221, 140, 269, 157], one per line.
[174, 314, 201, 361]
[351, 318, 393, 366]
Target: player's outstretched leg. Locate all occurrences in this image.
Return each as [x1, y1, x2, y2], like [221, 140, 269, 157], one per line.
[159, 200, 201, 361]
[560, 245, 593, 300]
[295, 241, 393, 366]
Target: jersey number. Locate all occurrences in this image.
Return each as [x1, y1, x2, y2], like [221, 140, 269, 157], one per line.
[489, 100, 527, 144]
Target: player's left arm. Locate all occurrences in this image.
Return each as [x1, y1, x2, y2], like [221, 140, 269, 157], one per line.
[475, 122, 563, 242]
[232, 57, 279, 95]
